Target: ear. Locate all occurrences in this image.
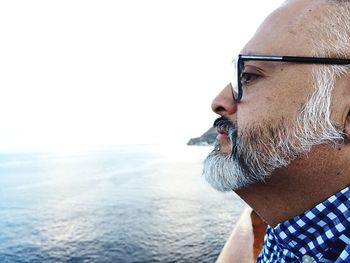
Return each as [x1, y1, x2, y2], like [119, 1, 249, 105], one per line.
[345, 111, 350, 141]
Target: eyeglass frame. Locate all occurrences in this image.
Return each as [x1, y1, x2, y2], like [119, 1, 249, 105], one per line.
[232, 54, 350, 102]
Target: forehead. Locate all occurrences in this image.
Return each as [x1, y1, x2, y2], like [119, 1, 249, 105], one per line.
[242, 0, 329, 56]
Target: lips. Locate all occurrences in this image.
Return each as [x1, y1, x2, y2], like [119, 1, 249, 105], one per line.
[216, 127, 229, 141]
[217, 127, 228, 135]
[213, 117, 235, 144]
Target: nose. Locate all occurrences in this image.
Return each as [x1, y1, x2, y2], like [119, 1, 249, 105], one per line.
[211, 83, 238, 116]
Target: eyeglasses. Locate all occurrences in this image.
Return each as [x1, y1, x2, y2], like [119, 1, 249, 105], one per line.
[232, 54, 350, 102]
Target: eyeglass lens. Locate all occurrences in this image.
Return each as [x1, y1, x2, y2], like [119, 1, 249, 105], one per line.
[231, 56, 243, 102]
[231, 58, 239, 98]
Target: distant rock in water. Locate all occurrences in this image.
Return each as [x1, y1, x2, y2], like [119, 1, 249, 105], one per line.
[187, 127, 216, 146]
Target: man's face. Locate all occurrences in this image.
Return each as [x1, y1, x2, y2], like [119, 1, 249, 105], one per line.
[203, 0, 345, 191]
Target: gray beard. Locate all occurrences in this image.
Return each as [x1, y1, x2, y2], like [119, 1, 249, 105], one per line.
[203, 120, 297, 191]
[203, 116, 343, 192]
[203, 142, 251, 192]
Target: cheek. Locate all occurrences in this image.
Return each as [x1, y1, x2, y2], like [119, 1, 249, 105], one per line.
[237, 92, 300, 130]
[237, 67, 312, 128]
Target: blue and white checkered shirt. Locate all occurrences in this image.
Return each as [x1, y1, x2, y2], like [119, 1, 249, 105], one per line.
[257, 186, 350, 263]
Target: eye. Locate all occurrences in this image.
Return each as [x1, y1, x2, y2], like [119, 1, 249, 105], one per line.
[241, 72, 260, 86]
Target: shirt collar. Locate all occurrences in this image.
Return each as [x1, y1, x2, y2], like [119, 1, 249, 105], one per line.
[271, 185, 350, 262]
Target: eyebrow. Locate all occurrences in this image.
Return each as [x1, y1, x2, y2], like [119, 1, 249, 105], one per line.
[244, 60, 279, 67]
[243, 60, 284, 72]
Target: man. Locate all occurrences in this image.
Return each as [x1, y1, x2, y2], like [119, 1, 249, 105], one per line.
[203, 0, 350, 262]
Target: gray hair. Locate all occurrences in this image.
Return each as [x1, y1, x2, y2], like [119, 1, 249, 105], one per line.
[298, 0, 350, 149]
[315, 1, 350, 58]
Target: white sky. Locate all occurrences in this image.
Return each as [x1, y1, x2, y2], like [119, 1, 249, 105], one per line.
[0, 0, 285, 151]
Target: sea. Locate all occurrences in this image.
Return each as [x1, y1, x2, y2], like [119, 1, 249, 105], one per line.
[0, 144, 245, 263]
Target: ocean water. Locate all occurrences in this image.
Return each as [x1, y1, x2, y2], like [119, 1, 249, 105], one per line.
[0, 145, 245, 263]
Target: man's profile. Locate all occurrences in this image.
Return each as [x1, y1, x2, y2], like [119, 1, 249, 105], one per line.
[203, 0, 350, 262]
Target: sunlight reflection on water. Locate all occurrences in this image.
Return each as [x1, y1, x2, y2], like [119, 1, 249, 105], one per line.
[0, 145, 245, 262]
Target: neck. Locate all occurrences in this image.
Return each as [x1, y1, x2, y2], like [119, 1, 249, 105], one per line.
[236, 144, 350, 227]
